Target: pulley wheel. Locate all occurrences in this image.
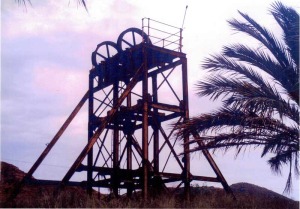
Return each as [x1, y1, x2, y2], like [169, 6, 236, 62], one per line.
[117, 28, 151, 51]
[91, 41, 120, 66]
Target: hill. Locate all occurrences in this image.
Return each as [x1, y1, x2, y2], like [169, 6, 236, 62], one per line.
[231, 182, 294, 201]
[0, 161, 299, 208]
[0, 162, 100, 207]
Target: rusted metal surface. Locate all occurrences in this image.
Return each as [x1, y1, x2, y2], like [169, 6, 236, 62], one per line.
[152, 74, 159, 174]
[126, 82, 133, 196]
[149, 102, 183, 113]
[60, 64, 145, 186]
[182, 57, 190, 200]
[28, 90, 89, 179]
[142, 45, 149, 199]
[142, 18, 183, 52]
[112, 80, 120, 197]
[87, 73, 94, 194]
[85, 26, 191, 198]
[155, 121, 184, 170]
[192, 131, 236, 199]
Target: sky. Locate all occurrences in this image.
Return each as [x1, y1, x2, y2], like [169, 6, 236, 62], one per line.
[1, 0, 299, 200]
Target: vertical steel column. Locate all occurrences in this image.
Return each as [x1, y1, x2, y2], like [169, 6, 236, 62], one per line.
[181, 57, 190, 201]
[152, 75, 159, 173]
[179, 29, 183, 52]
[126, 85, 133, 197]
[142, 46, 149, 200]
[147, 18, 150, 38]
[60, 64, 143, 187]
[87, 72, 94, 194]
[113, 80, 119, 197]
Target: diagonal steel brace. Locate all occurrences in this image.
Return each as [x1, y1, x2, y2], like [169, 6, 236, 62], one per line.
[191, 130, 236, 199]
[60, 64, 145, 186]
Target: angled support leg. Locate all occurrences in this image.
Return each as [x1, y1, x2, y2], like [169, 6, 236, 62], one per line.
[60, 64, 145, 187]
[5, 90, 89, 205]
[191, 131, 236, 199]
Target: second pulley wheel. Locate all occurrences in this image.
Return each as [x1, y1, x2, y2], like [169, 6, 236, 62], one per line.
[91, 41, 120, 66]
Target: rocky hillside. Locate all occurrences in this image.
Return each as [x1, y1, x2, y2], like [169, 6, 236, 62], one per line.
[231, 182, 293, 201]
[230, 182, 298, 209]
[0, 162, 99, 207]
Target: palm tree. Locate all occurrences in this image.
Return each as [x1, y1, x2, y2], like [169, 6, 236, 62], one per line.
[176, 2, 299, 193]
[16, 0, 88, 11]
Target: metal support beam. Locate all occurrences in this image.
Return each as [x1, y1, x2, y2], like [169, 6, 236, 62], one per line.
[181, 57, 190, 201]
[5, 91, 89, 205]
[149, 102, 182, 113]
[142, 45, 149, 200]
[60, 64, 145, 187]
[27, 90, 89, 179]
[156, 124, 184, 170]
[191, 131, 236, 199]
[126, 82, 133, 197]
[152, 74, 159, 174]
[87, 73, 94, 194]
[113, 80, 120, 197]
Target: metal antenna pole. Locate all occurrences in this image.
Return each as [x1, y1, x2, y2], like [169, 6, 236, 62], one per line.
[181, 5, 188, 29]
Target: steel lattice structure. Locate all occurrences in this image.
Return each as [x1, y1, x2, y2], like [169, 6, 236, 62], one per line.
[7, 19, 235, 203]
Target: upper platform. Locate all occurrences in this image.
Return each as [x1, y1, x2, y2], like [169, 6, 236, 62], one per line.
[90, 43, 186, 88]
[90, 19, 186, 89]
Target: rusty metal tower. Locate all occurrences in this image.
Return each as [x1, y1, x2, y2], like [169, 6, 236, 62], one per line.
[79, 18, 233, 198]
[8, 18, 234, 201]
[84, 20, 191, 198]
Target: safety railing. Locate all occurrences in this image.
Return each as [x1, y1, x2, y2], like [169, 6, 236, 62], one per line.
[142, 18, 183, 52]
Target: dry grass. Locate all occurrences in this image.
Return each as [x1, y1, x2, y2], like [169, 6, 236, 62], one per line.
[2, 186, 298, 208]
[1, 162, 298, 208]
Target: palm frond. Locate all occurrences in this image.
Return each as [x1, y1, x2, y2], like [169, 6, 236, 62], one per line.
[231, 12, 299, 104]
[202, 54, 285, 97]
[15, 0, 32, 10]
[176, 1, 299, 194]
[201, 55, 299, 122]
[268, 150, 298, 193]
[177, 107, 299, 193]
[16, 0, 88, 12]
[75, 0, 88, 12]
[222, 44, 298, 102]
[176, 106, 298, 139]
[229, 12, 291, 69]
[270, 1, 299, 67]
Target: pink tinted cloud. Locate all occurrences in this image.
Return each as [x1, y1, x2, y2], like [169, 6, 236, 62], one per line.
[32, 64, 87, 99]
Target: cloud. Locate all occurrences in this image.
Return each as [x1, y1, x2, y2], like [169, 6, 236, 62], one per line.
[1, 0, 299, 200]
[32, 64, 86, 97]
